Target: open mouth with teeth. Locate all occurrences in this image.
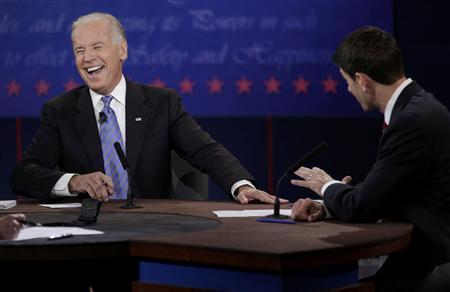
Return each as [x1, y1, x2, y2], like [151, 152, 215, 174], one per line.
[86, 65, 105, 75]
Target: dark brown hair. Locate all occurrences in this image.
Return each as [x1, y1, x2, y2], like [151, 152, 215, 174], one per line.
[333, 26, 404, 85]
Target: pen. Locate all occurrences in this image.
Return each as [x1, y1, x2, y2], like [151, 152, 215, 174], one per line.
[48, 233, 74, 240]
[19, 219, 42, 227]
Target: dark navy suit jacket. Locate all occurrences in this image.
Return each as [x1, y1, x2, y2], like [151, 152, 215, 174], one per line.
[324, 82, 450, 274]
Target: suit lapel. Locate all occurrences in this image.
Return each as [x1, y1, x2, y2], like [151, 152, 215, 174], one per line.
[125, 80, 152, 177]
[73, 87, 104, 172]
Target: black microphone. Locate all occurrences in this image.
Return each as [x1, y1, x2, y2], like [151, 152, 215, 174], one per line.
[114, 142, 129, 169]
[269, 141, 328, 219]
[285, 141, 328, 175]
[113, 142, 142, 209]
[99, 111, 107, 125]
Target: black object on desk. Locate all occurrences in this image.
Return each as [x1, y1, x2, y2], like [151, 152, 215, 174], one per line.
[20, 198, 101, 227]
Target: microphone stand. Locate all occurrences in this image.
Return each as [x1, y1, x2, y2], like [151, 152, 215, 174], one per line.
[261, 141, 329, 222]
[113, 142, 142, 209]
[264, 173, 290, 219]
[121, 167, 142, 209]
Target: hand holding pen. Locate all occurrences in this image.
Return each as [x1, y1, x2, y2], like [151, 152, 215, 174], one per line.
[0, 214, 26, 240]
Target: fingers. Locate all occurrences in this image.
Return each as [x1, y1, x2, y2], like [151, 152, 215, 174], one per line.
[244, 190, 290, 205]
[250, 190, 275, 204]
[279, 198, 290, 204]
[10, 213, 26, 222]
[341, 176, 352, 184]
[290, 178, 323, 196]
[103, 176, 114, 195]
[291, 198, 324, 222]
[237, 193, 249, 205]
[291, 198, 308, 221]
[11, 214, 23, 237]
[10, 214, 26, 234]
[0, 214, 25, 240]
[291, 179, 308, 187]
[69, 172, 115, 202]
[8, 214, 22, 229]
[312, 167, 328, 176]
[292, 166, 334, 196]
[294, 166, 313, 180]
[294, 166, 330, 179]
[236, 188, 289, 205]
[308, 209, 323, 222]
[292, 167, 315, 188]
[293, 199, 321, 221]
[236, 186, 254, 204]
[86, 179, 110, 202]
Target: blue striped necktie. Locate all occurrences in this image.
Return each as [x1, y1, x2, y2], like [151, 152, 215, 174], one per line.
[99, 95, 128, 199]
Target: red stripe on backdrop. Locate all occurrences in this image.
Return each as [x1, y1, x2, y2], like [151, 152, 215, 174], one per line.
[266, 116, 274, 195]
[16, 117, 22, 162]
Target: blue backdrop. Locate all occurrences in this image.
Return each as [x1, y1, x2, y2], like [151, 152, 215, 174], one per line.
[1, 0, 392, 117]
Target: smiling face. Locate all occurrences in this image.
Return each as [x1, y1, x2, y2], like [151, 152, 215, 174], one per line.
[72, 19, 127, 95]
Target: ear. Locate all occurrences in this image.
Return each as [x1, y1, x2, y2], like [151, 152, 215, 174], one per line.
[355, 73, 369, 92]
[119, 39, 128, 62]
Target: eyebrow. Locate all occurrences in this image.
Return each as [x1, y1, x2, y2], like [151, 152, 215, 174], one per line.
[91, 41, 105, 47]
[73, 41, 105, 49]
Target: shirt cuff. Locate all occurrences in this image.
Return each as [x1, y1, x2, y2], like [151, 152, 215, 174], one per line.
[321, 180, 343, 196]
[313, 199, 332, 219]
[231, 180, 255, 200]
[51, 173, 79, 197]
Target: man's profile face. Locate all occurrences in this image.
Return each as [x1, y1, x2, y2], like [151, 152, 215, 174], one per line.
[72, 19, 127, 95]
[339, 68, 374, 112]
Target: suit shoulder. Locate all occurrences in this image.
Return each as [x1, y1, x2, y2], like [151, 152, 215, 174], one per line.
[45, 85, 86, 109]
[398, 92, 450, 136]
[405, 92, 448, 118]
[131, 82, 179, 100]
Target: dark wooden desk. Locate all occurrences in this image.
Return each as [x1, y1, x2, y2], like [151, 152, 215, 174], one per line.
[0, 200, 412, 291]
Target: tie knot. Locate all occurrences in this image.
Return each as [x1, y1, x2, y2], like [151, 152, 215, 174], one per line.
[101, 95, 114, 108]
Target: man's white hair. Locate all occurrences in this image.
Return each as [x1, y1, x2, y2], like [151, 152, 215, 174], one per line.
[72, 12, 126, 43]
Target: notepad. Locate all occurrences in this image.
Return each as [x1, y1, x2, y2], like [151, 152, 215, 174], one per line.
[0, 200, 17, 209]
[15, 226, 104, 241]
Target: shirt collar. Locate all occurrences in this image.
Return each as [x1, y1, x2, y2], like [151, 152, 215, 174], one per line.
[384, 78, 412, 125]
[90, 75, 126, 108]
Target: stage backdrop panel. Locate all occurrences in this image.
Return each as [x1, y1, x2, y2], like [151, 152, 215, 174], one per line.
[1, 0, 392, 117]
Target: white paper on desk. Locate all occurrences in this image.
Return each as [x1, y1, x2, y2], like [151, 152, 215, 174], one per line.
[0, 200, 17, 209]
[39, 203, 81, 209]
[213, 209, 291, 218]
[14, 227, 103, 241]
